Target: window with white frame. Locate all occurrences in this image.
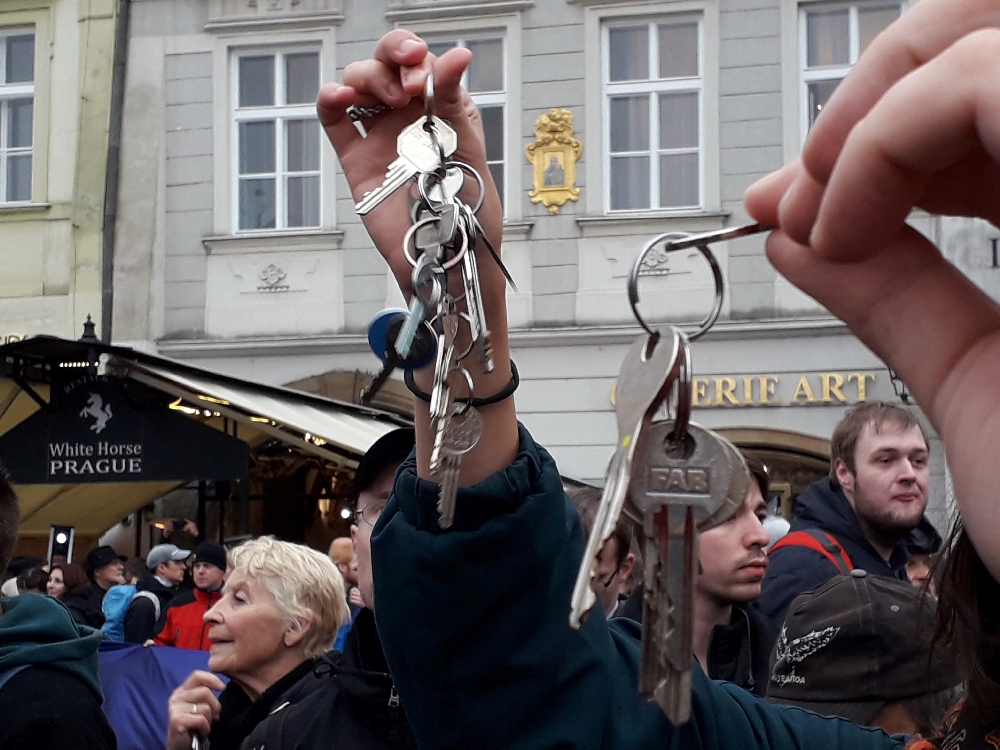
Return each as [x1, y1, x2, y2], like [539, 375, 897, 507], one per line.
[426, 37, 506, 209]
[800, 2, 900, 133]
[0, 30, 34, 203]
[233, 49, 321, 232]
[603, 19, 701, 212]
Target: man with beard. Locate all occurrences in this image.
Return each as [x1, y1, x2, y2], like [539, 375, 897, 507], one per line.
[756, 401, 930, 631]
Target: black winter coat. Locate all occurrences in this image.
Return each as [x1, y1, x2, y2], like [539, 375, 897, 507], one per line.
[754, 478, 910, 633]
[124, 575, 178, 643]
[239, 608, 417, 750]
[62, 581, 108, 629]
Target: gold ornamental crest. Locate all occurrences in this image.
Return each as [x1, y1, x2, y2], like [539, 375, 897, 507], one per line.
[526, 108, 582, 215]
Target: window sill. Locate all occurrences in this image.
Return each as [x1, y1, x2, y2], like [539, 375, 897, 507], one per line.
[0, 202, 51, 215]
[203, 230, 345, 255]
[386, 0, 534, 21]
[502, 221, 534, 241]
[576, 210, 728, 237]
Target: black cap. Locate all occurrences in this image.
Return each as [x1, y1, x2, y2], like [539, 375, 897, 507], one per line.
[354, 428, 415, 497]
[906, 516, 943, 556]
[193, 541, 228, 571]
[85, 545, 125, 573]
[767, 571, 959, 724]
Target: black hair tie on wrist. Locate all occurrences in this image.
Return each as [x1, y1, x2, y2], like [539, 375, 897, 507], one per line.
[404, 360, 519, 407]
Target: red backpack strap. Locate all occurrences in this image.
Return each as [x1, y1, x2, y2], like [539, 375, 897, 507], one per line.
[768, 529, 854, 574]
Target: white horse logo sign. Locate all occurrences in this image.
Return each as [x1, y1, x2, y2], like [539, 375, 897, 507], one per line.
[79, 393, 113, 434]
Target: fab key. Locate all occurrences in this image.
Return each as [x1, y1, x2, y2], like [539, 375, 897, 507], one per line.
[631, 420, 749, 724]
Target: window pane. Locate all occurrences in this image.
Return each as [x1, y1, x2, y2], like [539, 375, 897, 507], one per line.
[287, 175, 320, 227]
[610, 96, 649, 153]
[488, 163, 504, 209]
[286, 119, 319, 172]
[239, 120, 276, 174]
[660, 152, 698, 207]
[467, 39, 503, 93]
[427, 41, 456, 58]
[285, 52, 319, 105]
[8, 99, 32, 148]
[610, 156, 649, 210]
[6, 35, 34, 83]
[239, 56, 274, 107]
[806, 10, 849, 67]
[239, 178, 276, 229]
[859, 7, 899, 53]
[807, 79, 839, 128]
[659, 93, 698, 150]
[480, 106, 504, 162]
[609, 26, 648, 81]
[658, 23, 698, 78]
[6, 154, 30, 201]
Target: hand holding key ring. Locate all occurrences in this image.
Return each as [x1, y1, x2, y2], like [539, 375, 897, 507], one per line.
[628, 223, 771, 341]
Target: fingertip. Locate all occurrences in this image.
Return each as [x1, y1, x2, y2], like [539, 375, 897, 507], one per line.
[777, 172, 825, 247]
[316, 84, 354, 123]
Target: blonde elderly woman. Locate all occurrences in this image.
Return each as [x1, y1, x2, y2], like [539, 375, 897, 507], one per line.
[166, 537, 348, 750]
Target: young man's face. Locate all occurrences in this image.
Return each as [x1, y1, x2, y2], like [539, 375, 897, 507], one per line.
[194, 561, 226, 592]
[836, 421, 929, 538]
[350, 463, 397, 611]
[696, 482, 770, 605]
[158, 558, 188, 584]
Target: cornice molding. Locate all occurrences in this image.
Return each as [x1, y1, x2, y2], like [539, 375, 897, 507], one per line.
[385, 1, 533, 22]
[203, 230, 345, 255]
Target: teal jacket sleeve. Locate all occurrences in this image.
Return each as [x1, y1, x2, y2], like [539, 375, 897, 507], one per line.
[370, 425, 907, 750]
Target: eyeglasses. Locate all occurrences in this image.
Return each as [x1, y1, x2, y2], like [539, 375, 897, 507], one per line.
[352, 502, 387, 527]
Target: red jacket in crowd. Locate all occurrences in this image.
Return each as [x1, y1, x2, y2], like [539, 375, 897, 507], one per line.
[153, 587, 222, 650]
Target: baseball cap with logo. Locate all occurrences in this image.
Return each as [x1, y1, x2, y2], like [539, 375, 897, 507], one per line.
[767, 570, 959, 725]
[146, 543, 192, 571]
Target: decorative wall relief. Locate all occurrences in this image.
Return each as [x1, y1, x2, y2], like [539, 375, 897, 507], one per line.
[526, 109, 582, 215]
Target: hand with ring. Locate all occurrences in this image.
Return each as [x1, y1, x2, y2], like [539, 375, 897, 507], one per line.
[166, 670, 225, 750]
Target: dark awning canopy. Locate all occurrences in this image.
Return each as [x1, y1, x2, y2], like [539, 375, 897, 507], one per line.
[0, 336, 409, 538]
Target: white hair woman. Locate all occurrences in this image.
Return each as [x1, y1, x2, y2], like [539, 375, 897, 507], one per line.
[166, 537, 349, 750]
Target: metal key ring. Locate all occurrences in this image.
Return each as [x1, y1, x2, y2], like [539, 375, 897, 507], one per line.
[421, 74, 447, 173]
[402, 217, 469, 270]
[628, 232, 724, 341]
[416, 161, 486, 216]
[446, 365, 476, 415]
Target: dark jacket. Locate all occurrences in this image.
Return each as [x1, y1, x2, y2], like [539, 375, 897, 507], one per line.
[63, 580, 108, 629]
[153, 586, 222, 650]
[124, 575, 177, 644]
[755, 478, 910, 633]
[369, 425, 905, 749]
[617, 592, 777, 697]
[0, 593, 117, 749]
[240, 608, 418, 749]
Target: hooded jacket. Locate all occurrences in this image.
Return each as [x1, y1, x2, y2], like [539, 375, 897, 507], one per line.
[238, 607, 418, 749]
[0, 593, 117, 749]
[368, 425, 908, 750]
[754, 478, 911, 634]
[124, 574, 178, 644]
[153, 586, 222, 650]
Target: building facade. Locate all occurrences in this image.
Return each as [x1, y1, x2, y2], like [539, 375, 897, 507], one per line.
[113, 0, 968, 528]
[0, 0, 120, 343]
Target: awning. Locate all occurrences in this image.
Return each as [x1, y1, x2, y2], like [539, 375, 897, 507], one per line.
[0, 335, 409, 539]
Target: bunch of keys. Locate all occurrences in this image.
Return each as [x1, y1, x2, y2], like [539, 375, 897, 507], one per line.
[569, 223, 770, 724]
[358, 74, 508, 528]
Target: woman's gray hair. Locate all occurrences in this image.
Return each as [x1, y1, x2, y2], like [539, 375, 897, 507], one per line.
[229, 537, 349, 658]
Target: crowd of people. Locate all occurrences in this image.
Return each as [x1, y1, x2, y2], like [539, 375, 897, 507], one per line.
[2, 0, 1000, 747]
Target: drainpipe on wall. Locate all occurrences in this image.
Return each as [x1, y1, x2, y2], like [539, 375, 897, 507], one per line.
[100, 0, 131, 343]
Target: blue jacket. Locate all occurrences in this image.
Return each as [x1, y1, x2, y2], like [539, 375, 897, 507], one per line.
[371, 426, 907, 750]
[755, 478, 910, 634]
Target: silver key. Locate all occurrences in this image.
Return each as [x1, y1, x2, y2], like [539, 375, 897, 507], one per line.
[435, 403, 483, 529]
[428, 309, 459, 474]
[396, 255, 440, 360]
[634, 420, 748, 724]
[459, 236, 494, 372]
[569, 328, 683, 629]
[355, 116, 459, 215]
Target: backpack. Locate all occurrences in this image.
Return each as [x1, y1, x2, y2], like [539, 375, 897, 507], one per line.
[100, 585, 160, 642]
[767, 529, 855, 574]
